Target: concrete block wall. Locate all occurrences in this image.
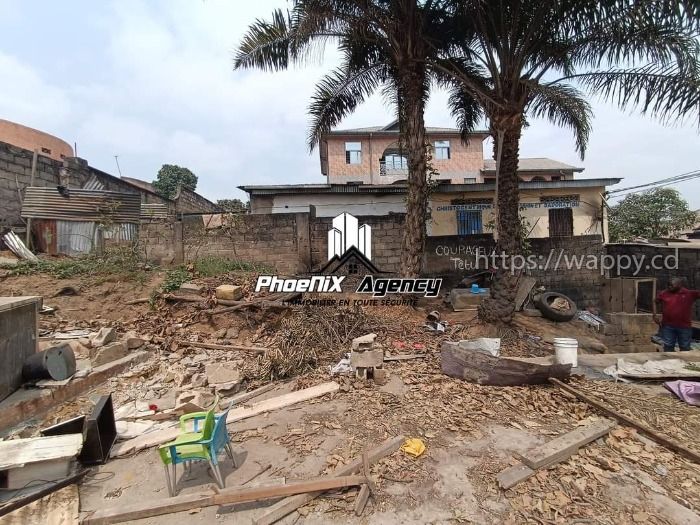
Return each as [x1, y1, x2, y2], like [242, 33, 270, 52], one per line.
[309, 213, 405, 273]
[182, 213, 303, 274]
[0, 141, 61, 227]
[140, 219, 177, 265]
[600, 312, 659, 353]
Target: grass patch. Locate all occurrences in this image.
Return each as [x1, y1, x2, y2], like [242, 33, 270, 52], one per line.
[160, 266, 191, 293]
[2, 248, 150, 281]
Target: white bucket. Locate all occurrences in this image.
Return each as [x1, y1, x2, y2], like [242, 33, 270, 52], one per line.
[553, 338, 578, 367]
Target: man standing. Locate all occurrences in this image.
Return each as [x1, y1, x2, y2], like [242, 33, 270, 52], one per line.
[653, 277, 700, 352]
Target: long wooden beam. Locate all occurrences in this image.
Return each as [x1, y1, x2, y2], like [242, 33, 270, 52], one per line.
[82, 475, 367, 525]
[549, 378, 700, 464]
[253, 435, 405, 525]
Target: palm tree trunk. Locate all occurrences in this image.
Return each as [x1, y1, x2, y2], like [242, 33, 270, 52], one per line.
[479, 117, 523, 323]
[399, 76, 428, 277]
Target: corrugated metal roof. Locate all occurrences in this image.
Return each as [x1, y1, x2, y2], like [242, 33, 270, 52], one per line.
[325, 127, 489, 136]
[240, 178, 621, 195]
[483, 158, 583, 172]
[22, 187, 142, 223]
[141, 203, 170, 219]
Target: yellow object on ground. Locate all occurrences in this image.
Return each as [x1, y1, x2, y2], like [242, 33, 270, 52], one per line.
[401, 438, 426, 457]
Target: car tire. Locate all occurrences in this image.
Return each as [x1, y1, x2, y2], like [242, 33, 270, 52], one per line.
[535, 292, 577, 322]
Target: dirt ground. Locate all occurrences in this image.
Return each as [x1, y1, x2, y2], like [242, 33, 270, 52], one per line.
[2, 268, 700, 525]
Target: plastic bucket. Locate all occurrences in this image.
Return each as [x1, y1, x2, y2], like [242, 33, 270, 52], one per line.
[553, 338, 578, 367]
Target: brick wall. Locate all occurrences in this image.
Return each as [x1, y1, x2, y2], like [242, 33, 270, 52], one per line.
[175, 187, 220, 214]
[181, 213, 304, 274]
[325, 133, 484, 184]
[425, 234, 604, 308]
[310, 214, 405, 272]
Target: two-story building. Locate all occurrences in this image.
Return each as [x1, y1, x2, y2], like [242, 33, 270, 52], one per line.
[319, 120, 581, 185]
[241, 121, 619, 241]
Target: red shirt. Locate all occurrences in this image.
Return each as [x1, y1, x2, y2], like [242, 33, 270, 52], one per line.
[657, 288, 700, 328]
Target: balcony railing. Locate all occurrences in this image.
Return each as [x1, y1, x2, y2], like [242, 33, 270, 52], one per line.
[379, 161, 408, 177]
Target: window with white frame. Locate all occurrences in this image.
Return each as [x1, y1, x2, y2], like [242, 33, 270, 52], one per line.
[434, 140, 450, 160]
[384, 154, 408, 170]
[345, 142, 362, 164]
[464, 177, 476, 183]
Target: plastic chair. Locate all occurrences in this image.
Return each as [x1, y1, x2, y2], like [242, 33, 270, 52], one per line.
[158, 398, 238, 496]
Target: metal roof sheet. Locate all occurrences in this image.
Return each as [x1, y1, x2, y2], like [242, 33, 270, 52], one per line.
[21, 187, 142, 223]
[483, 158, 583, 172]
[240, 178, 621, 195]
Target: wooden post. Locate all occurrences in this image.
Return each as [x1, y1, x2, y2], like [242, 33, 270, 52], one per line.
[25, 149, 38, 249]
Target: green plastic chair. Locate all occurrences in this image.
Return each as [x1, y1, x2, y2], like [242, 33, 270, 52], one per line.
[158, 399, 230, 496]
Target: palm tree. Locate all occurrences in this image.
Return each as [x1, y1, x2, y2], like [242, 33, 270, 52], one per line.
[439, 0, 700, 323]
[234, 1, 455, 276]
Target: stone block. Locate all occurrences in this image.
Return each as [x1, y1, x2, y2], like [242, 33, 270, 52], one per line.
[351, 349, 384, 368]
[125, 331, 145, 350]
[215, 285, 243, 301]
[91, 341, 128, 367]
[602, 323, 622, 336]
[91, 327, 116, 348]
[179, 282, 204, 294]
[205, 364, 241, 386]
[351, 333, 377, 350]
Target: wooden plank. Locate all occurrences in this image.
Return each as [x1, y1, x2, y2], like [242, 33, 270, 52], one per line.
[610, 278, 623, 312]
[179, 341, 267, 354]
[222, 383, 277, 407]
[441, 341, 571, 386]
[497, 464, 535, 490]
[82, 475, 367, 525]
[516, 419, 616, 469]
[111, 382, 340, 457]
[253, 435, 404, 525]
[621, 279, 637, 313]
[384, 354, 426, 362]
[550, 378, 700, 465]
[514, 277, 537, 312]
[0, 434, 82, 470]
[353, 484, 370, 516]
[0, 484, 79, 525]
[0, 471, 87, 518]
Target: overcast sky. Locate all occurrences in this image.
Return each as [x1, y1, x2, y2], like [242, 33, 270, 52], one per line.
[1, 0, 699, 206]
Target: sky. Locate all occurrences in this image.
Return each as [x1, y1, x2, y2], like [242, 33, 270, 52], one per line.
[1, 0, 699, 206]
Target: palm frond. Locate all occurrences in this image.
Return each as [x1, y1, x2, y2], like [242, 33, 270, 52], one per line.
[527, 83, 592, 157]
[233, 9, 294, 72]
[571, 63, 700, 125]
[447, 87, 485, 142]
[306, 64, 388, 151]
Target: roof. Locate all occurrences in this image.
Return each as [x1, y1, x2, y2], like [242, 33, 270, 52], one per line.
[240, 178, 621, 195]
[21, 187, 142, 223]
[324, 121, 489, 137]
[483, 158, 583, 172]
[121, 176, 158, 194]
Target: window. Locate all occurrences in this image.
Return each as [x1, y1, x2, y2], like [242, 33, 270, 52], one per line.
[345, 142, 362, 164]
[41, 147, 51, 154]
[348, 262, 359, 275]
[484, 177, 496, 184]
[384, 154, 407, 170]
[464, 177, 476, 184]
[457, 210, 483, 235]
[434, 140, 450, 160]
[548, 208, 573, 237]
